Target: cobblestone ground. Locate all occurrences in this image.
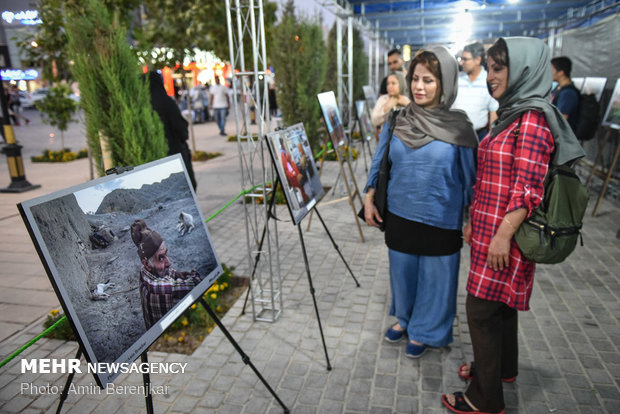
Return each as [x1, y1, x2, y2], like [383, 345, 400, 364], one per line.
[0, 111, 619, 413]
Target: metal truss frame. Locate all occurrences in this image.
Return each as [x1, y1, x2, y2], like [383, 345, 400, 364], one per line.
[225, 0, 282, 322]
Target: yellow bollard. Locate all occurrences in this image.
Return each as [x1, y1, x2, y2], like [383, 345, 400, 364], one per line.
[1, 124, 41, 193]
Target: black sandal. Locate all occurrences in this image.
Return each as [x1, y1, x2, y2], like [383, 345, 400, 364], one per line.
[441, 392, 505, 414]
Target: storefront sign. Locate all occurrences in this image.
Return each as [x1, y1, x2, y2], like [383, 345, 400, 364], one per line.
[1, 10, 42, 25]
[0, 69, 39, 80]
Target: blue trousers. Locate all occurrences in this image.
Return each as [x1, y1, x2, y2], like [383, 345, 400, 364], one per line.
[214, 108, 227, 134]
[388, 248, 460, 347]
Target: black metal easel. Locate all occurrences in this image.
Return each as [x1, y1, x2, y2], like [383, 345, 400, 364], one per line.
[240, 171, 361, 370]
[241, 176, 361, 316]
[199, 298, 289, 413]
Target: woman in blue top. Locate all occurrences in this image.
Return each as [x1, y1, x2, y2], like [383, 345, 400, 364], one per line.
[364, 47, 478, 358]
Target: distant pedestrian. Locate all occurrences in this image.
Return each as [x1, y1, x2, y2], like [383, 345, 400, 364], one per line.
[144, 71, 197, 190]
[8, 85, 30, 126]
[210, 77, 230, 136]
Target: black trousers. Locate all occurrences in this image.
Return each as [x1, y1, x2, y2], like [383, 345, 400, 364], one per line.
[465, 294, 518, 413]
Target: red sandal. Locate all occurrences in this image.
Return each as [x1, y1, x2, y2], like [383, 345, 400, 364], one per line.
[442, 392, 505, 414]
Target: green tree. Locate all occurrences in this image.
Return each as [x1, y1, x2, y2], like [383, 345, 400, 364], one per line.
[271, 0, 327, 151]
[323, 23, 369, 101]
[35, 84, 78, 149]
[16, 0, 141, 83]
[65, 0, 167, 175]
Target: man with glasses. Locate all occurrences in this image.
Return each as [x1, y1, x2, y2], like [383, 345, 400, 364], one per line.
[452, 42, 498, 140]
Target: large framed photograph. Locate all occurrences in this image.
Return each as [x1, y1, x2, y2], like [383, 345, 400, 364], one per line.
[317, 91, 347, 148]
[355, 100, 375, 142]
[582, 77, 607, 101]
[602, 79, 620, 128]
[266, 123, 324, 225]
[18, 155, 222, 387]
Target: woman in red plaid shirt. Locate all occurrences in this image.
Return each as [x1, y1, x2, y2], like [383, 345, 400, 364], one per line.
[442, 38, 584, 414]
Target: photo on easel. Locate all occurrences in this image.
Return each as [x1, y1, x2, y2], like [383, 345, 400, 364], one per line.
[602, 79, 620, 128]
[362, 85, 377, 109]
[582, 77, 607, 102]
[317, 91, 347, 148]
[18, 155, 222, 386]
[572, 77, 585, 91]
[355, 100, 374, 142]
[266, 123, 325, 225]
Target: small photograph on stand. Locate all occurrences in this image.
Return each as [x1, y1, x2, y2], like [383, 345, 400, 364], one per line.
[572, 77, 585, 91]
[602, 79, 620, 128]
[266, 123, 325, 225]
[317, 91, 347, 148]
[362, 85, 377, 109]
[18, 155, 222, 386]
[355, 100, 374, 142]
[582, 77, 607, 101]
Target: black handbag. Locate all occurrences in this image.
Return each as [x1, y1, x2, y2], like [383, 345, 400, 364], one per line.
[358, 109, 400, 231]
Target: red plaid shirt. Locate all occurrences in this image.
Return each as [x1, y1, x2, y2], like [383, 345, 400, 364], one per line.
[140, 266, 202, 329]
[467, 110, 554, 311]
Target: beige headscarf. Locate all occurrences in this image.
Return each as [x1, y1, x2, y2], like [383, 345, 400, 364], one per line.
[393, 46, 478, 149]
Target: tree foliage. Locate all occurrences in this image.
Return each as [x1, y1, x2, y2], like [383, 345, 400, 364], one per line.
[16, 0, 141, 83]
[35, 84, 78, 133]
[323, 23, 369, 102]
[271, 0, 327, 151]
[65, 0, 167, 175]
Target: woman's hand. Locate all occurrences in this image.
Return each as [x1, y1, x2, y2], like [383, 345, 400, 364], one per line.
[396, 95, 410, 107]
[383, 97, 398, 113]
[487, 233, 511, 271]
[463, 221, 472, 245]
[486, 208, 527, 271]
[364, 191, 383, 228]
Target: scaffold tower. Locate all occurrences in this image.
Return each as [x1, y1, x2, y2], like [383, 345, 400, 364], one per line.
[225, 0, 282, 322]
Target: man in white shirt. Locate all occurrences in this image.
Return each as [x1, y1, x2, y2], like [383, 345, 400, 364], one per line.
[452, 42, 498, 141]
[209, 77, 230, 136]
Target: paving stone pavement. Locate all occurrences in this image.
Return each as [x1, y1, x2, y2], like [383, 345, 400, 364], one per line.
[0, 110, 619, 413]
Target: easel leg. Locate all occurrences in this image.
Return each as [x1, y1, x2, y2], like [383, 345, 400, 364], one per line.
[141, 352, 154, 414]
[296, 224, 332, 371]
[313, 207, 360, 287]
[56, 349, 82, 414]
[306, 144, 328, 232]
[200, 298, 290, 413]
[241, 177, 280, 315]
[592, 132, 620, 217]
[586, 128, 610, 189]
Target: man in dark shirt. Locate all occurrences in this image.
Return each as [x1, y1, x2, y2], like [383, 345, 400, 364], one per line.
[551, 57, 580, 131]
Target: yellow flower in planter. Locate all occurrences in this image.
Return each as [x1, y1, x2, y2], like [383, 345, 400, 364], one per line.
[210, 293, 217, 299]
[216, 306, 222, 312]
[207, 327, 213, 333]
[191, 304, 196, 310]
[50, 309, 60, 316]
[178, 336, 184, 343]
[181, 319, 189, 327]
[212, 285, 219, 292]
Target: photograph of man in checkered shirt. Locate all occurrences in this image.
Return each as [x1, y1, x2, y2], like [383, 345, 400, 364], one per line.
[131, 219, 202, 329]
